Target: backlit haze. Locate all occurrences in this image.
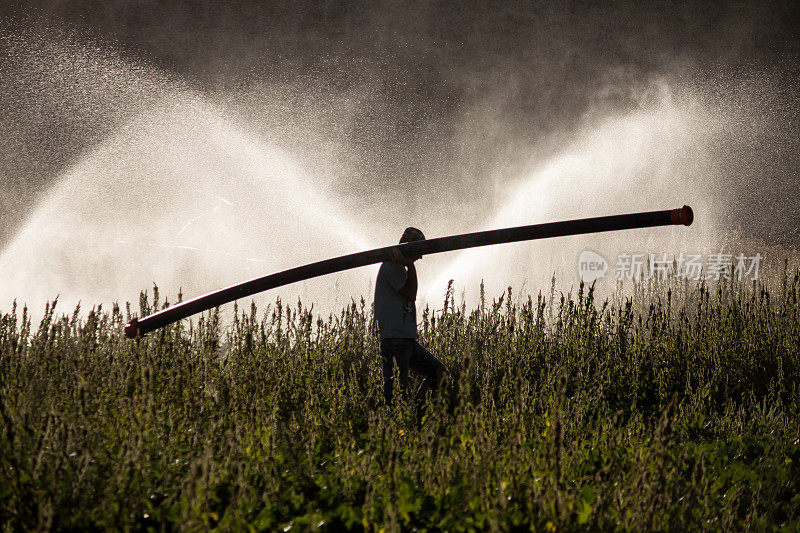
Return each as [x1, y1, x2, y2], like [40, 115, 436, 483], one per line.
[1, 2, 797, 322]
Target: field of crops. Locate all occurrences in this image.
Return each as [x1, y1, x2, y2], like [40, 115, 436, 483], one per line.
[1, 274, 799, 531]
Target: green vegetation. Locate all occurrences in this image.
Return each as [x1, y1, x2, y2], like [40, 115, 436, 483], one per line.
[1, 275, 799, 531]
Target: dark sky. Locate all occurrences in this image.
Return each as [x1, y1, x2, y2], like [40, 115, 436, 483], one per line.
[1, 0, 798, 245]
[8, 1, 796, 109]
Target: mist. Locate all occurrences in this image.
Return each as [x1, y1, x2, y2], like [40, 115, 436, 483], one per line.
[1, 1, 797, 319]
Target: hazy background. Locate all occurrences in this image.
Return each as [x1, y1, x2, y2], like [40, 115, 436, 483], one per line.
[0, 0, 798, 317]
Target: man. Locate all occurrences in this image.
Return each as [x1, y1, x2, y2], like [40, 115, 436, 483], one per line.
[374, 226, 447, 407]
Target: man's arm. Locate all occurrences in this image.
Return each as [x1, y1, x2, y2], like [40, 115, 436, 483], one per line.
[390, 247, 418, 301]
[397, 263, 417, 302]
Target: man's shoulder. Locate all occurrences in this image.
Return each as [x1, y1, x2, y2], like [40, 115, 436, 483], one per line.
[378, 261, 404, 276]
[377, 261, 406, 290]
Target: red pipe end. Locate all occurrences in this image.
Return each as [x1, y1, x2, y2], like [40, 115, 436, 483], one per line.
[124, 319, 140, 339]
[670, 205, 694, 226]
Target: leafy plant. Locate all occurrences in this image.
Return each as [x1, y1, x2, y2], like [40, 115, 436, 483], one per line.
[1, 273, 798, 530]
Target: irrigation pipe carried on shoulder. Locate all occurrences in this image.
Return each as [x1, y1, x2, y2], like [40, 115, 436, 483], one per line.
[124, 205, 694, 338]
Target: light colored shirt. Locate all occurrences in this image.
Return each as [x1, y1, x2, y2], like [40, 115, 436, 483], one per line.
[374, 262, 417, 339]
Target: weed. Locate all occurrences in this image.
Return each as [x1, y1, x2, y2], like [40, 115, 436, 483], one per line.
[0, 274, 798, 530]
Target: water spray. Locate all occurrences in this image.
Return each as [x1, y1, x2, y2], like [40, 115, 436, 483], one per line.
[124, 205, 693, 338]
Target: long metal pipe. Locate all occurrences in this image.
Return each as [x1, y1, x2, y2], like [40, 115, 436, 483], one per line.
[124, 205, 693, 338]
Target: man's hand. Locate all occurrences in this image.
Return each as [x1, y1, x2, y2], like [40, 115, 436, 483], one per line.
[391, 247, 417, 267]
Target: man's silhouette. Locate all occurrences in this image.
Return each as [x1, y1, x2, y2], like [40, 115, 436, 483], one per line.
[374, 227, 446, 407]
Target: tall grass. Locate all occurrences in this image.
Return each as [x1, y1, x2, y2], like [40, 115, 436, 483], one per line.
[1, 274, 798, 530]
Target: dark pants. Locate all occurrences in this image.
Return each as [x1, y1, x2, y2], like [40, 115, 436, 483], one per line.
[381, 338, 446, 406]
